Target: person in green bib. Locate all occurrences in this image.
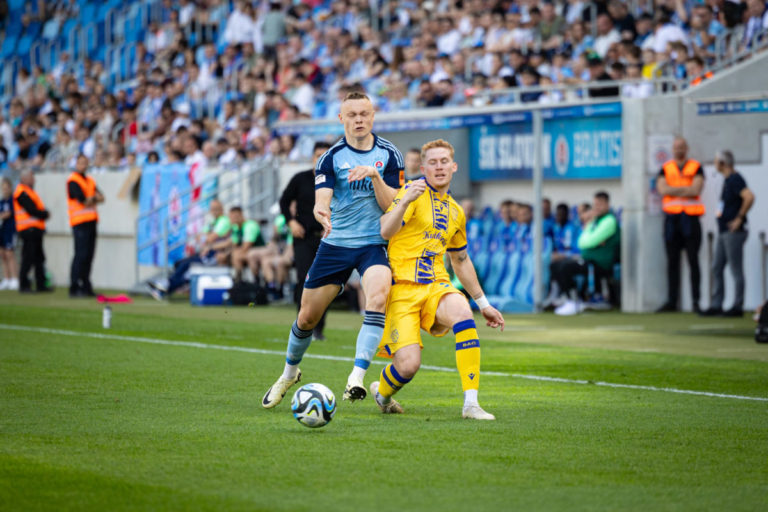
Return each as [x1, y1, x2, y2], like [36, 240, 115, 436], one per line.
[228, 206, 265, 280]
[551, 191, 620, 315]
[147, 199, 232, 300]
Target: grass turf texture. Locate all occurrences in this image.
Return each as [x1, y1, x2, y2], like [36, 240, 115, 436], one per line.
[1, 290, 767, 511]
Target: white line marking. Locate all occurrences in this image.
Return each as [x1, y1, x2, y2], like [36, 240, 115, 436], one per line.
[1, 323, 766, 403]
[594, 325, 645, 332]
[688, 324, 735, 330]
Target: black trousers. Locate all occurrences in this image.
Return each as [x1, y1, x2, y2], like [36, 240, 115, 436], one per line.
[550, 257, 611, 298]
[19, 228, 46, 290]
[663, 214, 702, 306]
[294, 233, 325, 333]
[70, 221, 97, 294]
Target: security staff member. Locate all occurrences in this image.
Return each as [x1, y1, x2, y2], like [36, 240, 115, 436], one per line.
[68, 154, 104, 297]
[655, 136, 705, 313]
[279, 141, 330, 341]
[13, 169, 51, 292]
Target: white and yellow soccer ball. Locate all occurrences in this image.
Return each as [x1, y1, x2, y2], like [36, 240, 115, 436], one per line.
[290, 383, 337, 428]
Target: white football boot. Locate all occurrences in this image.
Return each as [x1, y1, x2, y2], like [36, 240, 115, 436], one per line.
[462, 404, 496, 420]
[343, 374, 367, 402]
[261, 370, 302, 409]
[370, 381, 403, 414]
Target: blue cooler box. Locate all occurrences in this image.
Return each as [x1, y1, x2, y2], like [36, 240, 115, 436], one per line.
[189, 267, 233, 306]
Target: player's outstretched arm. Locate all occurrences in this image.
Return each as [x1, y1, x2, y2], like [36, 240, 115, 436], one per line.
[348, 165, 399, 211]
[313, 188, 333, 238]
[380, 179, 426, 239]
[450, 249, 505, 331]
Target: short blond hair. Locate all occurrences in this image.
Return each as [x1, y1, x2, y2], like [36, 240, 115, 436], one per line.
[420, 139, 455, 161]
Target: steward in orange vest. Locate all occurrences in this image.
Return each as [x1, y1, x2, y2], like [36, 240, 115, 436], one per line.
[655, 136, 705, 313]
[13, 170, 51, 292]
[68, 154, 104, 297]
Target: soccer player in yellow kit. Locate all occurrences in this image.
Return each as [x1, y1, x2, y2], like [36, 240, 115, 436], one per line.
[372, 139, 505, 420]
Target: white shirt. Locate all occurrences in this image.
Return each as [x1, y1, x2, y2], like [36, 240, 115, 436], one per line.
[436, 29, 462, 55]
[594, 29, 621, 57]
[622, 82, 654, 98]
[223, 9, 255, 45]
[653, 23, 689, 54]
[179, 3, 195, 26]
[290, 83, 315, 115]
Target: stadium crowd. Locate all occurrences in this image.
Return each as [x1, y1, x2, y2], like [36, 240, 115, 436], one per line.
[2, 0, 767, 173]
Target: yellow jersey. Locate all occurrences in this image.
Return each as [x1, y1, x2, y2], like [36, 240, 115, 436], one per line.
[386, 179, 467, 284]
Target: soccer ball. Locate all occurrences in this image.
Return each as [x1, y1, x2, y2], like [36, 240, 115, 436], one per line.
[290, 383, 337, 428]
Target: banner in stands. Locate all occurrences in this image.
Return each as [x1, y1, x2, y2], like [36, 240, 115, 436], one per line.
[469, 103, 622, 180]
[137, 163, 215, 266]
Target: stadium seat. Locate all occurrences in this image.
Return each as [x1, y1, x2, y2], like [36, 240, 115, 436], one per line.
[1, 34, 18, 59]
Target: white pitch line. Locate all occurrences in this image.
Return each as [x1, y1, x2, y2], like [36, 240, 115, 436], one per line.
[688, 324, 735, 330]
[1, 323, 767, 403]
[593, 325, 646, 331]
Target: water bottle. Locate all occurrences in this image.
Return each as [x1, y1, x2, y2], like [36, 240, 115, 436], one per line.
[102, 306, 112, 329]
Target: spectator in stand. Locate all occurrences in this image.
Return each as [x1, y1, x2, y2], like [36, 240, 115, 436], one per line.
[404, 148, 423, 181]
[741, 0, 768, 50]
[587, 55, 620, 97]
[686, 56, 713, 86]
[0, 178, 19, 290]
[594, 13, 621, 58]
[700, 150, 755, 317]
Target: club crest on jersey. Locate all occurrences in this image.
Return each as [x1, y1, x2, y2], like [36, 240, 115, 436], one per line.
[374, 161, 384, 168]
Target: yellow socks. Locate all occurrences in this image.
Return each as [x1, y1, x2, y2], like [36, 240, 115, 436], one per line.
[453, 319, 480, 392]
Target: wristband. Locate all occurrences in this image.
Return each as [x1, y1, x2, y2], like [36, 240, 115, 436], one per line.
[475, 295, 490, 310]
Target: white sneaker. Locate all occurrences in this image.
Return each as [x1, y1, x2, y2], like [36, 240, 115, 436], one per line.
[370, 381, 403, 414]
[0, 279, 8, 290]
[7, 278, 18, 291]
[555, 299, 583, 316]
[343, 374, 367, 402]
[462, 404, 496, 420]
[261, 369, 302, 409]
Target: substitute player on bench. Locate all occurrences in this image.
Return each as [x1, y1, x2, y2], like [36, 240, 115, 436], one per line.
[372, 139, 504, 420]
[262, 92, 403, 407]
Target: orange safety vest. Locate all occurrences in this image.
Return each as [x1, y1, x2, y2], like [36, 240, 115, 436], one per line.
[67, 172, 99, 226]
[13, 184, 47, 232]
[691, 71, 713, 86]
[661, 159, 706, 216]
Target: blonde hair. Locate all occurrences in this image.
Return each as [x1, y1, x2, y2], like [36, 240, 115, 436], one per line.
[420, 139, 455, 161]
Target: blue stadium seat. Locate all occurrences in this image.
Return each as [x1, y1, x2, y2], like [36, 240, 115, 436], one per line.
[497, 243, 522, 297]
[484, 246, 511, 296]
[1, 34, 19, 59]
[16, 34, 35, 57]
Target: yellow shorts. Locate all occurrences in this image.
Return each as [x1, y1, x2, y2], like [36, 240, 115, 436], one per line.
[377, 280, 463, 358]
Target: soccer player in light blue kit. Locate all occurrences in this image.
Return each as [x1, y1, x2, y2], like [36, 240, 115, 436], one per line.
[262, 92, 404, 408]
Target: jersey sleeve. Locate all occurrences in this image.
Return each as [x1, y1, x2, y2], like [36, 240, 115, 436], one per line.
[314, 150, 335, 190]
[242, 220, 261, 244]
[382, 146, 405, 188]
[386, 183, 417, 224]
[213, 216, 231, 237]
[447, 204, 468, 252]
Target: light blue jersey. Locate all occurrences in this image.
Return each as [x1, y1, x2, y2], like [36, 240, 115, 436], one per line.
[315, 134, 404, 248]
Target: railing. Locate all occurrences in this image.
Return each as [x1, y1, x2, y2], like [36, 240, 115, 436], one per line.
[714, 25, 768, 70]
[470, 77, 683, 105]
[134, 157, 280, 285]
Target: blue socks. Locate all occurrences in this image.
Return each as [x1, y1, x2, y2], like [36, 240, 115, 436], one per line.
[282, 321, 313, 379]
[354, 310, 386, 370]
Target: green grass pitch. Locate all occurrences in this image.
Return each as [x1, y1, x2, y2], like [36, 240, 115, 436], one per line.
[1, 290, 767, 511]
